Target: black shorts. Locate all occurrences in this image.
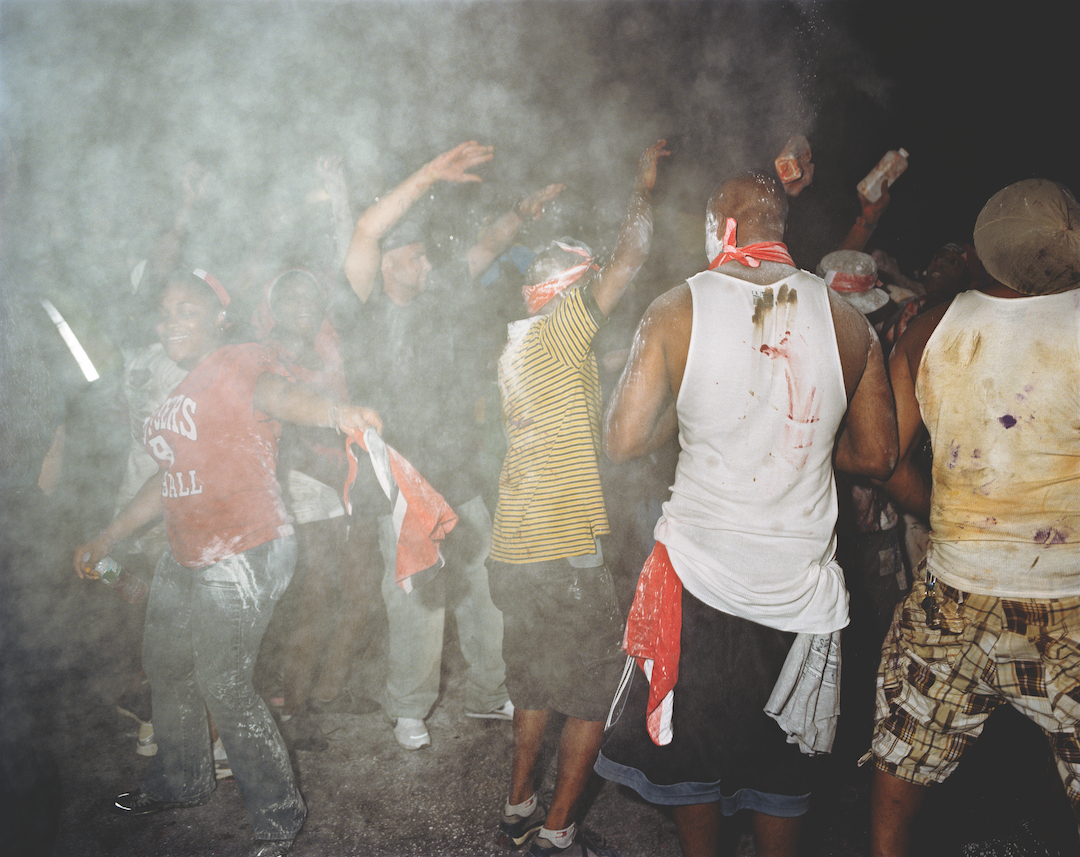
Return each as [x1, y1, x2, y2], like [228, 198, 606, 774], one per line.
[595, 587, 815, 816]
[488, 558, 625, 722]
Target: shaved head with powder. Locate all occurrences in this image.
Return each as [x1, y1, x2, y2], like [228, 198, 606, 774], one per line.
[706, 170, 789, 252]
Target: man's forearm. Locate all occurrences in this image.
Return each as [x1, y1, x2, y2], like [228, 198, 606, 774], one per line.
[593, 181, 653, 317]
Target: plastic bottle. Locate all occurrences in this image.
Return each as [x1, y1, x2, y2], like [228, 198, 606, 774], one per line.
[774, 135, 812, 184]
[95, 556, 150, 604]
[857, 148, 909, 203]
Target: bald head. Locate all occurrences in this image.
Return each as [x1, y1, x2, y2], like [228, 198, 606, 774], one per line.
[706, 171, 788, 247]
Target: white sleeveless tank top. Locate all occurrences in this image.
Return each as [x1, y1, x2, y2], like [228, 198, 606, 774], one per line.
[918, 288, 1080, 597]
[654, 268, 850, 633]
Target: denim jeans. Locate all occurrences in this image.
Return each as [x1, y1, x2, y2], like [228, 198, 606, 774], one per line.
[141, 536, 306, 840]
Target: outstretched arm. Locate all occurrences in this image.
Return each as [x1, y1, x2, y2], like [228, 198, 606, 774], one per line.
[73, 470, 164, 579]
[466, 183, 565, 280]
[254, 372, 383, 436]
[592, 140, 669, 317]
[837, 184, 891, 253]
[343, 141, 494, 302]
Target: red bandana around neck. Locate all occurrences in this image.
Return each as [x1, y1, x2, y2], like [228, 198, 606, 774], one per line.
[707, 217, 794, 270]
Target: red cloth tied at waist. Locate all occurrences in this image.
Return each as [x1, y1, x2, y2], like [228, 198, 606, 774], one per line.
[343, 428, 457, 591]
[707, 217, 794, 270]
[623, 541, 683, 746]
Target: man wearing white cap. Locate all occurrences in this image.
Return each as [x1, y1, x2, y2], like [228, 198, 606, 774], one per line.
[871, 179, 1080, 855]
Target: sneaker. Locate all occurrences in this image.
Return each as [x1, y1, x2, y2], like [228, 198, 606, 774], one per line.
[279, 712, 329, 752]
[111, 788, 210, 816]
[495, 802, 545, 850]
[136, 721, 157, 757]
[249, 837, 294, 857]
[116, 680, 153, 724]
[467, 699, 515, 721]
[526, 828, 621, 857]
[213, 737, 233, 780]
[392, 717, 431, 750]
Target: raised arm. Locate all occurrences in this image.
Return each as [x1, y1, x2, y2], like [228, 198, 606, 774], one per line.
[603, 284, 689, 462]
[837, 184, 891, 253]
[830, 292, 899, 480]
[342, 141, 494, 302]
[592, 140, 669, 317]
[466, 183, 565, 280]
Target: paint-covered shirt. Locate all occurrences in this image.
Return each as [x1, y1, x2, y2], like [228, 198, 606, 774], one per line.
[918, 288, 1080, 597]
[491, 286, 609, 563]
[143, 343, 293, 568]
[655, 269, 849, 634]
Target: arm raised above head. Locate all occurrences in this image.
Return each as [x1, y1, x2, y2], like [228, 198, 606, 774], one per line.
[592, 140, 669, 317]
[830, 292, 899, 481]
[343, 141, 494, 303]
[603, 283, 689, 462]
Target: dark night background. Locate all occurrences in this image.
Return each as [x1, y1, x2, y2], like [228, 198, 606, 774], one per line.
[2, 0, 1075, 318]
[2, 3, 1079, 855]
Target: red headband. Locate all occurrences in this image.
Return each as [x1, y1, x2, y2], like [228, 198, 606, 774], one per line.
[707, 218, 794, 270]
[522, 241, 599, 315]
[193, 268, 230, 309]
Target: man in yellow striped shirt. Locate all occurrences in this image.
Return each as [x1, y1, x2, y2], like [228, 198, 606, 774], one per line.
[489, 141, 667, 857]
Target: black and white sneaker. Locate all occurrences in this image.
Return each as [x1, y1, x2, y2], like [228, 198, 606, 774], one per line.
[111, 788, 210, 816]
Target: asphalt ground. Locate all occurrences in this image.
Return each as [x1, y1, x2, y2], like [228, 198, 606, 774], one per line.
[5, 555, 1079, 857]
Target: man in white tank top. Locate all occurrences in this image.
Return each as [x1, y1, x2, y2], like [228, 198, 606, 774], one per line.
[870, 179, 1080, 856]
[594, 172, 898, 857]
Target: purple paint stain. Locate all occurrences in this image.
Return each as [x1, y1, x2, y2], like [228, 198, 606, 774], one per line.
[1034, 528, 1069, 545]
[998, 414, 1017, 429]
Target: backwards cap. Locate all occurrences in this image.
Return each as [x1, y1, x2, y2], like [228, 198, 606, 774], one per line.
[973, 178, 1080, 296]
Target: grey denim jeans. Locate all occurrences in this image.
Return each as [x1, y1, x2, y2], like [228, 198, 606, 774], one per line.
[141, 536, 306, 840]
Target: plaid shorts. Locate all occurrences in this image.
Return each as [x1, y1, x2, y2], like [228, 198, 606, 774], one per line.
[872, 564, 1080, 814]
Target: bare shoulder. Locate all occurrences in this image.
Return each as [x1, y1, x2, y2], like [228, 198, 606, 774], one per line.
[642, 281, 693, 334]
[827, 288, 873, 393]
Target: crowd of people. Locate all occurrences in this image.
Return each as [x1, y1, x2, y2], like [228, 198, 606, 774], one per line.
[3, 125, 1078, 857]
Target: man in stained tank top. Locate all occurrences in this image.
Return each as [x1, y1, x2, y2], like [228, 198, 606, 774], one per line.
[870, 181, 1080, 855]
[594, 172, 898, 857]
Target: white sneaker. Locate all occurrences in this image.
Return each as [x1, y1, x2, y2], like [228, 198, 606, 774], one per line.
[466, 699, 514, 721]
[393, 717, 431, 750]
[136, 721, 157, 757]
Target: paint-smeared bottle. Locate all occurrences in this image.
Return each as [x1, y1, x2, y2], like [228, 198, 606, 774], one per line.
[857, 148, 909, 202]
[96, 556, 150, 604]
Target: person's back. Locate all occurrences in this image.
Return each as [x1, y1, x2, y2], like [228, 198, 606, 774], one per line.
[918, 288, 1080, 597]
[660, 266, 848, 633]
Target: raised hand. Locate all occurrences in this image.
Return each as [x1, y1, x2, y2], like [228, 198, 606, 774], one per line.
[517, 183, 565, 221]
[636, 139, 671, 191]
[424, 141, 495, 184]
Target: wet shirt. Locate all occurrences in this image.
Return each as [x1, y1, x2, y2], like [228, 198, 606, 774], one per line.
[143, 343, 293, 568]
[492, 286, 609, 563]
[655, 269, 849, 634]
[918, 289, 1080, 597]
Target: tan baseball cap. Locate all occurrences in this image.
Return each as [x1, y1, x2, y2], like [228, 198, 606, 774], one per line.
[973, 178, 1080, 295]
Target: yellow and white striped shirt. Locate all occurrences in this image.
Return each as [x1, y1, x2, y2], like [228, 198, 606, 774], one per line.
[491, 287, 610, 562]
